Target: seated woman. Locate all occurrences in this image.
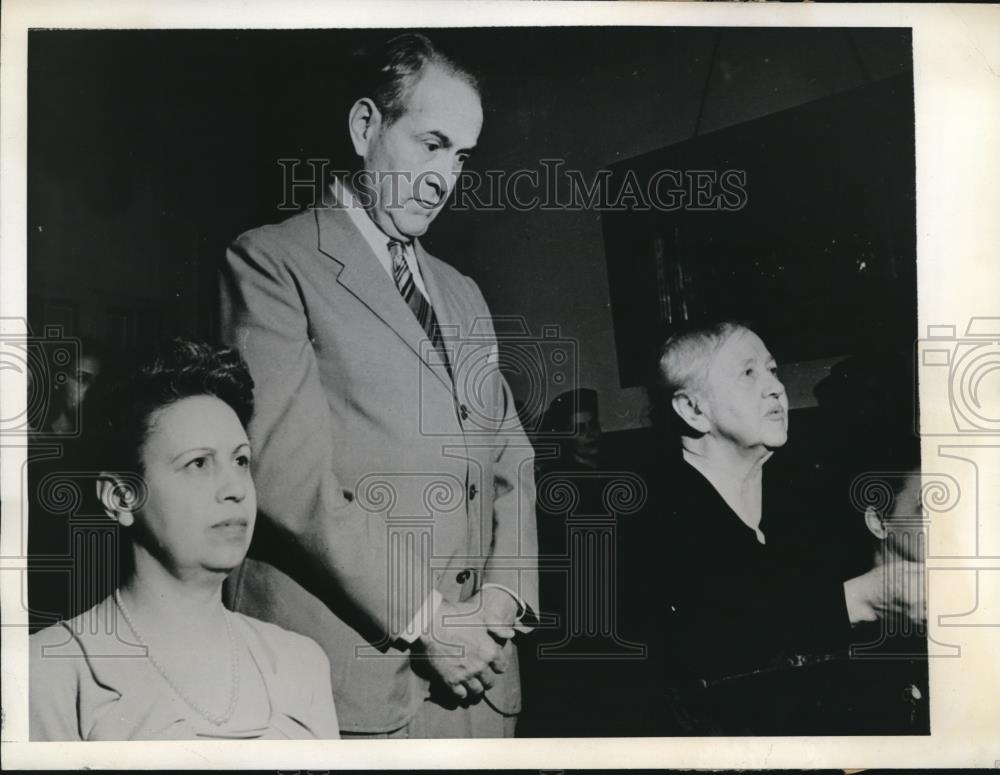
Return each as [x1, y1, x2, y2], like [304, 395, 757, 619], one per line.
[30, 339, 340, 740]
[652, 321, 924, 734]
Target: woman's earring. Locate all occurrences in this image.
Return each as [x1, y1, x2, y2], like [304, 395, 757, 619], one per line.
[114, 484, 135, 527]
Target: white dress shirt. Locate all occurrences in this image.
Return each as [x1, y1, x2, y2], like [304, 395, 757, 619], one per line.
[332, 179, 430, 299]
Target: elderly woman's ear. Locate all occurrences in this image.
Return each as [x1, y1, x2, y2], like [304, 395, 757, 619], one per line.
[671, 390, 711, 435]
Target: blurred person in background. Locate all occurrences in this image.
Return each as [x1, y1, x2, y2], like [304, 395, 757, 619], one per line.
[28, 337, 109, 629]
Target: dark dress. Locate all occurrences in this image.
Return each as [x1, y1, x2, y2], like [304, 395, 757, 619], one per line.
[664, 459, 852, 680]
[661, 457, 929, 735]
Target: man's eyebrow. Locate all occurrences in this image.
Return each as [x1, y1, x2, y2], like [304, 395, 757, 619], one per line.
[423, 130, 476, 154]
[424, 130, 453, 148]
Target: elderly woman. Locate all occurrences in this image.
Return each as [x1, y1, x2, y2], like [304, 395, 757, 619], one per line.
[654, 321, 923, 733]
[30, 339, 340, 740]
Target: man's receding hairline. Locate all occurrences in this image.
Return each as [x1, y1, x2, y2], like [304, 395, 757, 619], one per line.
[389, 61, 482, 124]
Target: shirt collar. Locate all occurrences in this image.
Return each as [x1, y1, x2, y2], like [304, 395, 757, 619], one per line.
[333, 178, 400, 263]
[331, 178, 429, 298]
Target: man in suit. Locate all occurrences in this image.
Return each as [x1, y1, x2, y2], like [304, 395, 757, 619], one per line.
[219, 34, 538, 738]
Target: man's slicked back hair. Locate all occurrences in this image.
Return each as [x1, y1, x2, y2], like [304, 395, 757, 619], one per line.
[359, 33, 483, 127]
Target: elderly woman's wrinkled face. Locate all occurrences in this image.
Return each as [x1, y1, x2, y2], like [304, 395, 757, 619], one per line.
[697, 328, 789, 452]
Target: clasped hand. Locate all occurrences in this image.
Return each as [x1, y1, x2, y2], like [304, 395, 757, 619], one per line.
[843, 558, 926, 627]
[414, 589, 519, 702]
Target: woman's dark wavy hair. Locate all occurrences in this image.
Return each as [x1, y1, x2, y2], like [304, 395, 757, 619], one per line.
[84, 338, 254, 474]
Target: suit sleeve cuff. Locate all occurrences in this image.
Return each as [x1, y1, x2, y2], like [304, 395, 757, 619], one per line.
[479, 582, 537, 634]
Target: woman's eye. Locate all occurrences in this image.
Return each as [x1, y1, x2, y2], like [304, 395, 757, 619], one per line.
[186, 457, 208, 470]
[424, 141, 440, 152]
[768, 365, 778, 375]
[744, 367, 755, 377]
[236, 454, 251, 468]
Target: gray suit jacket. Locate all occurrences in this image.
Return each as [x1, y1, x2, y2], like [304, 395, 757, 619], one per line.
[219, 205, 538, 733]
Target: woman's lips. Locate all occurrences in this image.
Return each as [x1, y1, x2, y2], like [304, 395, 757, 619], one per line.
[212, 517, 248, 527]
[210, 518, 249, 537]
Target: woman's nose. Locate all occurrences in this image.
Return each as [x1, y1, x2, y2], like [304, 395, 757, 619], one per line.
[763, 372, 785, 397]
[217, 464, 248, 502]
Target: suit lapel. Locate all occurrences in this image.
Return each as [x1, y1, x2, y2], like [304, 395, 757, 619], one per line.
[314, 206, 453, 393]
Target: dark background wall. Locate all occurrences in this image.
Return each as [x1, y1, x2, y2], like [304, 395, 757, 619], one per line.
[28, 27, 913, 431]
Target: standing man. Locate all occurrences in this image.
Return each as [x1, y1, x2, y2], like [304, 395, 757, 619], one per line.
[219, 34, 538, 738]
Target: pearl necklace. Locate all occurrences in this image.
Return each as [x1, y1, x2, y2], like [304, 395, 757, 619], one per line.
[114, 589, 240, 727]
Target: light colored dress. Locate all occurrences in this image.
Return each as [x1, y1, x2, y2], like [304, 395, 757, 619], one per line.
[30, 595, 340, 740]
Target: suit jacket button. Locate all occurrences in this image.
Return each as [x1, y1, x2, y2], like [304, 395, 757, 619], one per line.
[459, 404, 469, 421]
[468, 483, 478, 500]
[456, 569, 471, 583]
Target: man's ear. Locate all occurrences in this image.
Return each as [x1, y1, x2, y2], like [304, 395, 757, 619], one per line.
[348, 98, 382, 158]
[864, 505, 888, 540]
[671, 391, 711, 435]
[96, 473, 136, 528]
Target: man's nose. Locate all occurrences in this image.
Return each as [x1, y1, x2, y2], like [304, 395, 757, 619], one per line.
[421, 160, 458, 202]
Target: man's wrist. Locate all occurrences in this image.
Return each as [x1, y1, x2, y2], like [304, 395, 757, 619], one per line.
[479, 582, 528, 624]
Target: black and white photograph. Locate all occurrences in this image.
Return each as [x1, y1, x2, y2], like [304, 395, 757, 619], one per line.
[2, 1, 999, 770]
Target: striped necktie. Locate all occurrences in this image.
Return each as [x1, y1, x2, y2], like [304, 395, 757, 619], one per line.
[388, 240, 452, 378]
